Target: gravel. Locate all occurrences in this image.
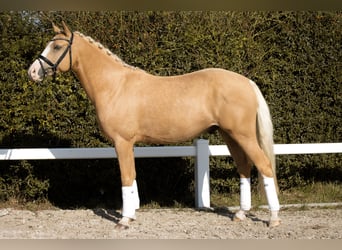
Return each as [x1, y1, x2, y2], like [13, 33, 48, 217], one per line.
[0, 207, 341, 239]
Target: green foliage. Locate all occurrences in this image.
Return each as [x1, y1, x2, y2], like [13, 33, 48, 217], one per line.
[0, 160, 49, 202]
[0, 11, 341, 207]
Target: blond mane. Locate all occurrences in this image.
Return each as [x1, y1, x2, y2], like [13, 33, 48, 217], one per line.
[75, 31, 139, 71]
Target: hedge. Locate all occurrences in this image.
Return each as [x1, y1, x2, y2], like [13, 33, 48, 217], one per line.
[0, 11, 341, 208]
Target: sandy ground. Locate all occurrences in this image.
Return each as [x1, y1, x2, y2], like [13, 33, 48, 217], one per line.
[0, 207, 341, 239]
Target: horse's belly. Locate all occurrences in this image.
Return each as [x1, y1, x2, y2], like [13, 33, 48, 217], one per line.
[138, 111, 216, 143]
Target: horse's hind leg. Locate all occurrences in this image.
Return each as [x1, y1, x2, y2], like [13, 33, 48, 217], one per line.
[226, 130, 281, 227]
[219, 130, 253, 221]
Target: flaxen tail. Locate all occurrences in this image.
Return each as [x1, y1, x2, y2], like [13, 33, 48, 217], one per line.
[249, 80, 278, 193]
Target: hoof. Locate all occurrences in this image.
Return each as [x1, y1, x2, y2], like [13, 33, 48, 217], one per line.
[233, 210, 247, 222]
[268, 219, 281, 228]
[115, 217, 134, 230]
[115, 223, 129, 230]
[233, 215, 243, 222]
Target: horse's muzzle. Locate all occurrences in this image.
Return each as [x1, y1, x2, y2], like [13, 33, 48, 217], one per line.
[28, 59, 44, 82]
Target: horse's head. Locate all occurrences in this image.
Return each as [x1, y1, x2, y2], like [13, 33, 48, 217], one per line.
[28, 21, 74, 82]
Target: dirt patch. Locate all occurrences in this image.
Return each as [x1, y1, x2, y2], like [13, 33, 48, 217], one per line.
[0, 207, 341, 239]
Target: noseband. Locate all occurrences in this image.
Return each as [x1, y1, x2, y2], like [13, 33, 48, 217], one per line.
[38, 32, 74, 80]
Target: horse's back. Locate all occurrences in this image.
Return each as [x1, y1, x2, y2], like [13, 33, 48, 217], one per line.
[158, 68, 256, 107]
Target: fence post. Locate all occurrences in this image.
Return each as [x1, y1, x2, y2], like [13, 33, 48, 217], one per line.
[194, 139, 210, 208]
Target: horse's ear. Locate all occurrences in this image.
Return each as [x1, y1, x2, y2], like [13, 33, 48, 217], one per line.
[52, 22, 62, 34]
[61, 21, 71, 36]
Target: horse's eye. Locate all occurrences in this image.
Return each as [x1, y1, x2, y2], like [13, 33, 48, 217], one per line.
[54, 44, 62, 50]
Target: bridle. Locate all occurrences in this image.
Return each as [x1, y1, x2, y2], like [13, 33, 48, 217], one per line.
[37, 32, 74, 80]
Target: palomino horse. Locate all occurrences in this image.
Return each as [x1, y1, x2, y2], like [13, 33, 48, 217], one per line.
[28, 22, 281, 228]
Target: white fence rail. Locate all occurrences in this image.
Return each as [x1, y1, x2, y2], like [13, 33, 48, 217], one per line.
[1, 141, 341, 208]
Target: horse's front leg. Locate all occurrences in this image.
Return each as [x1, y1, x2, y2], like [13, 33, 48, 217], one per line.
[114, 139, 140, 230]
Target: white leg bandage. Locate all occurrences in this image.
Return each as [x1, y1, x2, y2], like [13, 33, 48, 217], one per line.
[234, 178, 251, 221]
[240, 178, 251, 211]
[122, 180, 140, 219]
[133, 180, 140, 209]
[263, 177, 280, 211]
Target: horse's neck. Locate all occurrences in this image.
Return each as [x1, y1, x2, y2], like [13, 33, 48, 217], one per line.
[71, 33, 133, 105]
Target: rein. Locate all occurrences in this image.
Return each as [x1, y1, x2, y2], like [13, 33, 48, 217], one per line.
[38, 32, 74, 80]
